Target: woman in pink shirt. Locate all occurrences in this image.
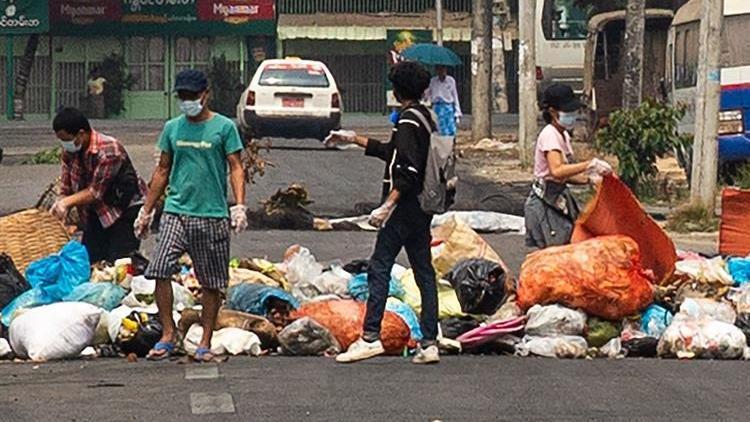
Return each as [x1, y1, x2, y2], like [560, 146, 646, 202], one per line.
[524, 84, 612, 249]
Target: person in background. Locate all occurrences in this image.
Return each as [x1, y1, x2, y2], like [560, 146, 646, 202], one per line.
[426, 65, 462, 137]
[51, 107, 147, 263]
[134, 69, 248, 362]
[326, 61, 440, 365]
[524, 84, 612, 250]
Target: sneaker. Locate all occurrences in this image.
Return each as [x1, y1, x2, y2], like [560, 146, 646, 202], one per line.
[335, 338, 385, 363]
[412, 345, 440, 364]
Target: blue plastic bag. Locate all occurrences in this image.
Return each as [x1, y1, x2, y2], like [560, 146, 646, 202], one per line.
[1, 241, 90, 326]
[63, 282, 126, 311]
[728, 258, 750, 285]
[386, 298, 423, 341]
[640, 304, 673, 338]
[348, 273, 405, 302]
[226, 283, 299, 317]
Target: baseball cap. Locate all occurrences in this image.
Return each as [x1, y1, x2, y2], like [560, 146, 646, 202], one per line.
[174, 69, 208, 93]
[541, 83, 582, 112]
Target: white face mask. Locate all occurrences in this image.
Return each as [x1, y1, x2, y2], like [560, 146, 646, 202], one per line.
[558, 112, 577, 130]
[179, 98, 204, 117]
[60, 135, 82, 153]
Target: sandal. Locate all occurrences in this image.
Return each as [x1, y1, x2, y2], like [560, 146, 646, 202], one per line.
[147, 341, 175, 361]
[192, 347, 215, 363]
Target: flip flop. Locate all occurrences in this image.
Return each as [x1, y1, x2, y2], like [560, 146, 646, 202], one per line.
[192, 347, 215, 363]
[147, 341, 175, 361]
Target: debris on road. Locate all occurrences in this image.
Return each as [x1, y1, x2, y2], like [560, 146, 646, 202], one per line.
[1, 205, 750, 362]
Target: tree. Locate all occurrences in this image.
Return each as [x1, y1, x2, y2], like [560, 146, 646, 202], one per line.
[622, 0, 645, 109]
[12, 34, 39, 120]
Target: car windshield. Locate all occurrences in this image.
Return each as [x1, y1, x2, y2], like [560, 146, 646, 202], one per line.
[259, 64, 330, 88]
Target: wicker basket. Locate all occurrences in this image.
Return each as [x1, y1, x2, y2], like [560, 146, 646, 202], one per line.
[0, 208, 71, 272]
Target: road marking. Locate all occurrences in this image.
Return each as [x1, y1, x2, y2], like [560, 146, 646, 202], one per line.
[190, 393, 235, 415]
[185, 365, 219, 380]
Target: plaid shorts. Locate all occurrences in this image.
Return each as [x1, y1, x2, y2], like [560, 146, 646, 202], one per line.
[145, 213, 230, 289]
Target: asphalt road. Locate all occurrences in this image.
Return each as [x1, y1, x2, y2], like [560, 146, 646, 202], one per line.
[2, 356, 749, 421]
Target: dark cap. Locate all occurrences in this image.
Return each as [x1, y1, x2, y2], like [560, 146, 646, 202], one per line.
[541, 83, 581, 112]
[174, 69, 208, 93]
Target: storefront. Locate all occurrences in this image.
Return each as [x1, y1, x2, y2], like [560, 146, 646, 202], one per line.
[1, 0, 277, 120]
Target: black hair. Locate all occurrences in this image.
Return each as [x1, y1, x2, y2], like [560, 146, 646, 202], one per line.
[388, 61, 431, 101]
[53, 107, 91, 134]
[540, 100, 554, 124]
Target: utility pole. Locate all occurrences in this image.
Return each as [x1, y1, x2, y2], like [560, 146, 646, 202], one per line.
[518, 0, 537, 166]
[622, 0, 645, 109]
[690, 0, 723, 209]
[436, 0, 444, 46]
[471, 0, 492, 141]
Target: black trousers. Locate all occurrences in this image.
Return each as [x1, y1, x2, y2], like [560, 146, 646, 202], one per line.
[82, 205, 141, 264]
[362, 201, 438, 345]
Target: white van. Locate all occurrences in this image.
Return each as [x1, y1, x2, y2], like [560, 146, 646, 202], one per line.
[536, 0, 589, 93]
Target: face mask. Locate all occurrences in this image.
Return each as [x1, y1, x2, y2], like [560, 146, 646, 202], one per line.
[558, 112, 577, 130]
[180, 97, 204, 117]
[60, 136, 82, 153]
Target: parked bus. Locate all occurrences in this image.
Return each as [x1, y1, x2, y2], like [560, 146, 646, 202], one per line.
[667, 0, 750, 167]
[536, 0, 589, 93]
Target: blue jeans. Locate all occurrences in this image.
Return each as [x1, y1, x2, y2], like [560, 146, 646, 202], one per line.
[362, 201, 438, 346]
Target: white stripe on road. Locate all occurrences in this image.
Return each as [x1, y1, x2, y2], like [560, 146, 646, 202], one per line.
[190, 392, 235, 415]
[185, 365, 219, 380]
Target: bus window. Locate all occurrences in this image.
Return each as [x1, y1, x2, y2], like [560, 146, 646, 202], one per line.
[542, 0, 588, 40]
[723, 15, 750, 67]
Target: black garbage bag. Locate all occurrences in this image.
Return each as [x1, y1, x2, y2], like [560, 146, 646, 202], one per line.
[278, 317, 341, 356]
[622, 337, 659, 358]
[129, 252, 150, 277]
[343, 259, 369, 275]
[118, 312, 163, 357]
[0, 254, 31, 311]
[445, 259, 507, 315]
[440, 316, 481, 340]
[735, 314, 750, 346]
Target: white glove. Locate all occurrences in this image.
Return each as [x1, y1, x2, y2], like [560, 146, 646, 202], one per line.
[587, 158, 613, 176]
[368, 202, 396, 229]
[133, 207, 155, 240]
[230, 204, 248, 235]
[324, 130, 357, 148]
[50, 199, 69, 220]
[455, 114, 462, 125]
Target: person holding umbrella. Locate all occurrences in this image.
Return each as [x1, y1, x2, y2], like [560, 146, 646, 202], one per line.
[400, 43, 463, 137]
[426, 65, 462, 137]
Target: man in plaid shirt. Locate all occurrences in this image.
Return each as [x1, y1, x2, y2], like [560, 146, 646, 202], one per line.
[51, 107, 147, 263]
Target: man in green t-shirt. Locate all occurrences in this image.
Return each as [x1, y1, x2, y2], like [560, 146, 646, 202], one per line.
[134, 69, 247, 362]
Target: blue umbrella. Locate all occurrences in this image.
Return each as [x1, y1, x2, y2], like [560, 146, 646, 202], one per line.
[401, 43, 462, 67]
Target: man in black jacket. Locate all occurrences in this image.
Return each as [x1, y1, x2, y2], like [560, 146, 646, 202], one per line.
[327, 61, 439, 364]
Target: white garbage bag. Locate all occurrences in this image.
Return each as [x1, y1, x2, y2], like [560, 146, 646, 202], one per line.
[0, 338, 12, 358]
[121, 276, 195, 312]
[525, 304, 587, 337]
[515, 335, 588, 359]
[657, 317, 747, 359]
[678, 298, 737, 324]
[9, 302, 102, 361]
[184, 324, 262, 356]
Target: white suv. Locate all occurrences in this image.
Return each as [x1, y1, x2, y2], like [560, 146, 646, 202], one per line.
[237, 58, 342, 142]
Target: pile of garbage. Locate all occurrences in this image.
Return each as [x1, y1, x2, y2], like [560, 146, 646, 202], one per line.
[2, 209, 750, 362]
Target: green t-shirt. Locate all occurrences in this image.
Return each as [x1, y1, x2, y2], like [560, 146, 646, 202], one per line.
[158, 113, 244, 218]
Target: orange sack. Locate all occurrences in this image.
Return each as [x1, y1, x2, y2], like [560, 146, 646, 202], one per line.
[291, 300, 410, 354]
[720, 188, 750, 257]
[517, 235, 654, 320]
[571, 175, 676, 285]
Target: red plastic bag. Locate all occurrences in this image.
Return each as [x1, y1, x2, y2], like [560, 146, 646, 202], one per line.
[720, 188, 750, 257]
[572, 175, 676, 285]
[291, 300, 410, 354]
[517, 235, 654, 320]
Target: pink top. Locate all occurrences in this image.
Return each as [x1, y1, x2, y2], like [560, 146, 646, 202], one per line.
[533, 124, 574, 180]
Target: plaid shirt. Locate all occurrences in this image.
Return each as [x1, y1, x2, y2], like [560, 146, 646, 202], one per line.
[60, 130, 147, 229]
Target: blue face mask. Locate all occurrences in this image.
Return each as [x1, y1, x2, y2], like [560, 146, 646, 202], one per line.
[558, 112, 577, 130]
[60, 135, 82, 154]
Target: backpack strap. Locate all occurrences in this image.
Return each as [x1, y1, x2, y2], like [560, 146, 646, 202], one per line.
[404, 107, 435, 135]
